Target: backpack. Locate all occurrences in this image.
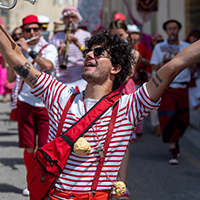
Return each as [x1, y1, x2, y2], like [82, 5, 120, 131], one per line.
[27, 92, 122, 200]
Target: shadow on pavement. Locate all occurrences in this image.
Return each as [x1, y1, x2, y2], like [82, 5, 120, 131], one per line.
[0, 111, 10, 115]
[0, 158, 24, 170]
[0, 183, 22, 194]
[0, 141, 19, 147]
[0, 132, 18, 136]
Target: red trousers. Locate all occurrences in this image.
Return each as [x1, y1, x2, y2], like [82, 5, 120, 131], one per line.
[46, 190, 111, 200]
[158, 87, 189, 143]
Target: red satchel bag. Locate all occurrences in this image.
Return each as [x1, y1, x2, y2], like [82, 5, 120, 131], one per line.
[27, 92, 122, 200]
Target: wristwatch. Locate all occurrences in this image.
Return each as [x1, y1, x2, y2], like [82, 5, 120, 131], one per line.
[29, 50, 38, 59]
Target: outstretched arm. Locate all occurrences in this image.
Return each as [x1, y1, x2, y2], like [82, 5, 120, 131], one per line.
[147, 40, 200, 102]
[0, 25, 41, 89]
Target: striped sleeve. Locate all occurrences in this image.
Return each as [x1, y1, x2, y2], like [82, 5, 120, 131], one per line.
[31, 72, 72, 110]
[124, 83, 161, 129]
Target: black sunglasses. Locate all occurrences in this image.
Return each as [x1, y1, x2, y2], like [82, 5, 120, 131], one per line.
[156, 39, 164, 43]
[13, 33, 22, 37]
[83, 47, 110, 58]
[24, 27, 40, 33]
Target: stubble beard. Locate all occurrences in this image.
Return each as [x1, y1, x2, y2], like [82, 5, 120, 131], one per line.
[82, 70, 110, 85]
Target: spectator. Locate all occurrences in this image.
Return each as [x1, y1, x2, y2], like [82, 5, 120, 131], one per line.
[109, 19, 140, 200]
[38, 15, 50, 41]
[150, 19, 191, 165]
[127, 24, 152, 88]
[113, 12, 126, 21]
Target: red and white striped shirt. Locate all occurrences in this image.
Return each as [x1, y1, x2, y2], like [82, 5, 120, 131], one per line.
[31, 73, 160, 197]
[49, 29, 91, 84]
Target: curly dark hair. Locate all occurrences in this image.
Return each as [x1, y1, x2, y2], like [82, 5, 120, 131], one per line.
[84, 29, 134, 91]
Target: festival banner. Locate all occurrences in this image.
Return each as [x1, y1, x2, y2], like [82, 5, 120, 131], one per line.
[136, 0, 158, 22]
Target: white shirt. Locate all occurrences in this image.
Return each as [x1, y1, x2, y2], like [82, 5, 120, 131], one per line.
[18, 36, 58, 107]
[150, 39, 191, 88]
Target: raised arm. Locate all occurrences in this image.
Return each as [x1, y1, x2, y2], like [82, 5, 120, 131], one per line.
[147, 39, 200, 102]
[0, 25, 41, 89]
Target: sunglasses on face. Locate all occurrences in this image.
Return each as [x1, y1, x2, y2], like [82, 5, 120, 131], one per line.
[13, 33, 22, 37]
[156, 39, 164, 43]
[64, 15, 77, 20]
[82, 47, 110, 58]
[23, 27, 40, 33]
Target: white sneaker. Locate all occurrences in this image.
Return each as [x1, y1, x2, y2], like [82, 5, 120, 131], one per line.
[22, 187, 30, 196]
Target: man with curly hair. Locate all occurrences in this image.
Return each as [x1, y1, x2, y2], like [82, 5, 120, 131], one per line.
[0, 26, 199, 199]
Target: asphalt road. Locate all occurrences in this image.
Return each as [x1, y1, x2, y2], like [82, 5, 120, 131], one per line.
[0, 96, 200, 200]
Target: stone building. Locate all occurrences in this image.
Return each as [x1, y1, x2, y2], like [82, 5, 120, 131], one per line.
[102, 0, 200, 40]
[1, 0, 200, 40]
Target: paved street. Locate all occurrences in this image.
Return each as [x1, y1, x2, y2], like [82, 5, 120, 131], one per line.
[0, 95, 200, 200]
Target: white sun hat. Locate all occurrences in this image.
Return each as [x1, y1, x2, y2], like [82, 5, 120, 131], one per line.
[60, 6, 83, 23]
[127, 24, 141, 33]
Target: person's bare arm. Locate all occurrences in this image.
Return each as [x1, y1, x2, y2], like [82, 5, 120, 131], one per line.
[7, 66, 16, 83]
[147, 40, 200, 102]
[0, 25, 41, 89]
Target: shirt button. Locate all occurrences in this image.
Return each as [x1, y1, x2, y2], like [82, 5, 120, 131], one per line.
[70, 194, 74, 199]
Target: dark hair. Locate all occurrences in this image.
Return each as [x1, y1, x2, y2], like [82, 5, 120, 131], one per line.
[185, 29, 200, 43]
[11, 27, 21, 38]
[109, 19, 128, 32]
[188, 29, 200, 39]
[84, 29, 134, 91]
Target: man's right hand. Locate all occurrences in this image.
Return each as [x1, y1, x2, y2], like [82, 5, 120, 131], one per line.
[16, 38, 29, 52]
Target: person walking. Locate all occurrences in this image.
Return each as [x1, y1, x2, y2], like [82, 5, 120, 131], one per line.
[150, 19, 191, 164]
[49, 6, 91, 92]
[0, 23, 200, 199]
[109, 19, 140, 200]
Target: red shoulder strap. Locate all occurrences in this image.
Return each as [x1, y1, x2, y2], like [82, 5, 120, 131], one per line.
[56, 93, 77, 138]
[91, 102, 119, 193]
[60, 92, 122, 143]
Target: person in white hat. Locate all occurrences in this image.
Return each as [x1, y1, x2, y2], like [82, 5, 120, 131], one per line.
[38, 15, 50, 31]
[127, 24, 151, 87]
[38, 15, 50, 41]
[127, 24, 151, 138]
[49, 7, 91, 92]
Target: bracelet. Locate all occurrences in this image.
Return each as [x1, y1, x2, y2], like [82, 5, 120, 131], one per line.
[26, 47, 31, 54]
[80, 45, 84, 51]
[29, 50, 38, 59]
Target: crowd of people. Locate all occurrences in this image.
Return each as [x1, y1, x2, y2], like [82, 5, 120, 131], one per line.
[0, 6, 200, 200]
